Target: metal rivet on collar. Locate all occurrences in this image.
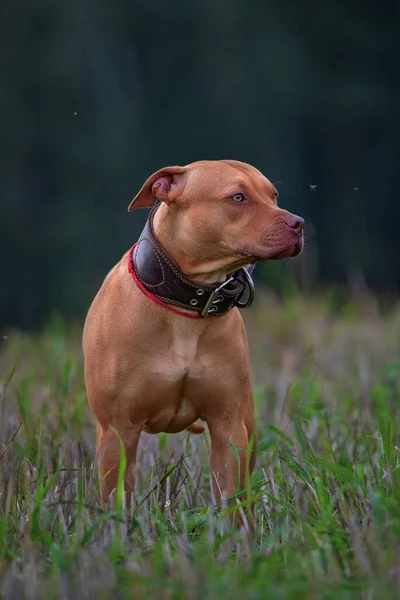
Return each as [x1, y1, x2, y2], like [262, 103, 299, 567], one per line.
[208, 306, 218, 313]
[190, 299, 199, 306]
[196, 289, 205, 296]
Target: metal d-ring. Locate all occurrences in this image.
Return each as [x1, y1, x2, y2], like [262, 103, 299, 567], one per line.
[235, 267, 255, 309]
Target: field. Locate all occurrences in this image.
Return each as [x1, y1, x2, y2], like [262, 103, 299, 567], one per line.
[1, 290, 400, 599]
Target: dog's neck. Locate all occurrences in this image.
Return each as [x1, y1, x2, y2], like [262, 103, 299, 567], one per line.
[129, 205, 255, 318]
[152, 204, 248, 284]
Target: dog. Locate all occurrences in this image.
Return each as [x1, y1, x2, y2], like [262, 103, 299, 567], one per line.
[83, 160, 304, 514]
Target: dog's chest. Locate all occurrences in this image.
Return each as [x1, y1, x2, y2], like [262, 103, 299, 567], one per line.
[142, 359, 209, 433]
[137, 317, 246, 433]
[148, 348, 208, 393]
[141, 331, 218, 431]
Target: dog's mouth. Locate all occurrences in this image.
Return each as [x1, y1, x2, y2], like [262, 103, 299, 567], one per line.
[270, 236, 304, 260]
[238, 234, 304, 262]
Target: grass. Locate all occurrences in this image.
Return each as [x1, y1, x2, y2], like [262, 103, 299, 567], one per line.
[1, 290, 400, 599]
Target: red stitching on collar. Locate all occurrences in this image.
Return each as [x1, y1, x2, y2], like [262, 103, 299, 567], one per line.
[128, 243, 202, 319]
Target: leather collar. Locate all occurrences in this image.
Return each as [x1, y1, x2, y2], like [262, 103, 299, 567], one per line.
[129, 205, 255, 318]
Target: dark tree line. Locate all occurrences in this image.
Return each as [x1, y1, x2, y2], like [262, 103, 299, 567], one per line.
[1, 0, 399, 329]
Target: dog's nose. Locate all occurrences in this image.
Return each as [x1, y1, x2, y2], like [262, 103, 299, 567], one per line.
[285, 214, 304, 233]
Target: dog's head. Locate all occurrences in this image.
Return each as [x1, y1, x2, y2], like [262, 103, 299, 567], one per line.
[128, 160, 304, 279]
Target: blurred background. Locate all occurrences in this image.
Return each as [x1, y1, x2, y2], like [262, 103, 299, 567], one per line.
[1, 0, 399, 330]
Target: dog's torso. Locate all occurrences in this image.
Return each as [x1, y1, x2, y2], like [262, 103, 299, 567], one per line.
[83, 251, 252, 436]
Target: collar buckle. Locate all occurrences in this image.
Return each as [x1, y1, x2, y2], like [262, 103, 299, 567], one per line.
[201, 276, 235, 317]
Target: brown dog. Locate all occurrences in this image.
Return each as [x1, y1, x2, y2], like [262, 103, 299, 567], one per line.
[83, 160, 304, 511]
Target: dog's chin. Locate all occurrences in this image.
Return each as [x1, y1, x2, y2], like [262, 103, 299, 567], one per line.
[271, 238, 304, 260]
[238, 236, 304, 262]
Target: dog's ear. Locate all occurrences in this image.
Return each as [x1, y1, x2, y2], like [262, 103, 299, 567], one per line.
[128, 166, 187, 211]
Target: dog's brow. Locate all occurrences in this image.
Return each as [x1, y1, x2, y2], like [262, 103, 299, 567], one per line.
[233, 179, 247, 188]
[225, 181, 247, 195]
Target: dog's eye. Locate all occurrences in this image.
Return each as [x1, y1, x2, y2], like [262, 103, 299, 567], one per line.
[231, 193, 245, 202]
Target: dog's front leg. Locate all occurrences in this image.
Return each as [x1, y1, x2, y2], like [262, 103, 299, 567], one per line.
[97, 423, 141, 507]
[208, 419, 249, 511]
